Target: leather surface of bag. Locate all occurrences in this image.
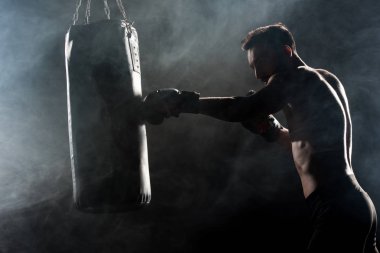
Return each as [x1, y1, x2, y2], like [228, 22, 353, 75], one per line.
[65, 19, 151, 212]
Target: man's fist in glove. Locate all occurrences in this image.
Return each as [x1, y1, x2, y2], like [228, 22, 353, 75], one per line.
[241, 90, 284, 142]
[142, 88, 200, 125]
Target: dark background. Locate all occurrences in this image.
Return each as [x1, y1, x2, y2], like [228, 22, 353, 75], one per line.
[0, 0, 379, 252]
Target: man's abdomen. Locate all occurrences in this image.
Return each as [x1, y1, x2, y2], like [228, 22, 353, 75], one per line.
[291, 139, 354, 198]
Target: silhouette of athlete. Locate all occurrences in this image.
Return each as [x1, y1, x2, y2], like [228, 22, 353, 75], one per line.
[143, 23, 378, 253]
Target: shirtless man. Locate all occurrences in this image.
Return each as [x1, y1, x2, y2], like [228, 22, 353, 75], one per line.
[143, 23, 378, 252]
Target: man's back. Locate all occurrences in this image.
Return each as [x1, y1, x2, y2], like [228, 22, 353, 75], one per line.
[267, 66, 378, 253]
[281, 66, 354, 196]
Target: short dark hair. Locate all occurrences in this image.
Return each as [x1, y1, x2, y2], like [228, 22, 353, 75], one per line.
[241, 22, 296, 51]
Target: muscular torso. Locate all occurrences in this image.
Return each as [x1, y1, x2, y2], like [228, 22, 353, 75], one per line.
[281, 67, 356, 197]
[198, 65, 359, 198]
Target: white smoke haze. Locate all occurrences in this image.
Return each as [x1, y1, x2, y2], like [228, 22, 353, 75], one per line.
[0, 0, 378, 252]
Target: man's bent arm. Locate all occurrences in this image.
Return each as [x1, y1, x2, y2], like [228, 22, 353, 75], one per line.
[277, 127, 292, 152]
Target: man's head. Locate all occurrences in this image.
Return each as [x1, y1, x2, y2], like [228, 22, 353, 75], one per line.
[241, 23, 297, 83]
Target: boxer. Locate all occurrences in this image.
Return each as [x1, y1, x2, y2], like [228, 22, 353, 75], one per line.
[143, 23, 378, 252]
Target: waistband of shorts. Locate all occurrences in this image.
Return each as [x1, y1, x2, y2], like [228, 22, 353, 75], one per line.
[305, 174, 364, 207]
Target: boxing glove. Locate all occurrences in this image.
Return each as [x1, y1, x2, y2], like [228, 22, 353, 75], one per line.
[142, 88, 200, 124]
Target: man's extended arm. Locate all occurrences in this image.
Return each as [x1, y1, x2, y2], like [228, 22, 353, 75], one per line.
[198, 76, 288, 122]
[198, 96, 257, 122]
[142, 87, 292, 147]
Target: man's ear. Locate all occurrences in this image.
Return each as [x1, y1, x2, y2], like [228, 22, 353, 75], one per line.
[283, 45, 293, 57]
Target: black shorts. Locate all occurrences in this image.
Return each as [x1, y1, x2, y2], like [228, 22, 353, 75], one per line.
[306, 184, 378, 253]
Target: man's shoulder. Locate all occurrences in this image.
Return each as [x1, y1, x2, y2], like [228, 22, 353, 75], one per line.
[296, 66, 342, 86]
[314, 68, 340, 81]
[298, 67, 346, 100]
[299, 66, 340, 83]
[268, 66, 317, 87]
[297, 66, 323, 79]
[314, 68, 343, 91]
[266, 66, 340, 89]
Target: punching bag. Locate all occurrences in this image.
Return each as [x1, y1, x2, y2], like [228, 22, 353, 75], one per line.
[65, 0, 151, 212]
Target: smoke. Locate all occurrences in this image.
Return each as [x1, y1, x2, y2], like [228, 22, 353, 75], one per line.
[0, 1, 66, 211]
[0, 0, 378, 252]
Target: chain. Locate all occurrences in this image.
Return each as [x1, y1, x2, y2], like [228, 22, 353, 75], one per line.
[103, 0, 111, 20]
[116, 0, 133, 35]
[115, 0, 128, 21]
[72, 0, 82, 25]
[85, 0, 92, 25]
[73, 0, 131, 25]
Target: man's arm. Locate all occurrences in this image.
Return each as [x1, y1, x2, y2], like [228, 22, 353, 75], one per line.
[198, 75, 289, 122]
[239, 104, 292, 149]
[142, 73, 290, 125]
[277, 127, 292, 151]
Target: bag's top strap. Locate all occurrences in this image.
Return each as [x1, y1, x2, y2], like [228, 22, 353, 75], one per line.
[72, 0, 130, 25]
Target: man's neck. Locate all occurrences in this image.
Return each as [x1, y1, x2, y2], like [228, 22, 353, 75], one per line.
[291, 54, 307, 69]
[266, 55, 307, 84]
